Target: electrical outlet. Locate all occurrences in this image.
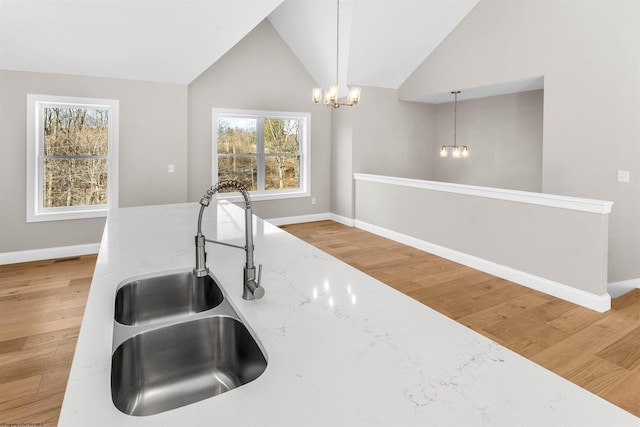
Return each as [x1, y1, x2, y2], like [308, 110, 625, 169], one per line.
[617, 170, 630, 183]
[168, 164, 175, 174]
[311, 197, 316, 205]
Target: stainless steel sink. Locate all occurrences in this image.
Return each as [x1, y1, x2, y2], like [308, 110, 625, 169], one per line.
[114, 271, 224, 326]
[111, 315, 267, 416]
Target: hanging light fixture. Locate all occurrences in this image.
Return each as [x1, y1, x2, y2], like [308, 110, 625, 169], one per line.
[440, 91, 469, 158]
[312, 0, 361, 108]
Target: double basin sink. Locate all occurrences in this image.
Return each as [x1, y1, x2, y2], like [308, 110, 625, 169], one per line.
[111, 271, 267, 416]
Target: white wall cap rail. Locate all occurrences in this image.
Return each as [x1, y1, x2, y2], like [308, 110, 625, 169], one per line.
[353, 173, 613, 215]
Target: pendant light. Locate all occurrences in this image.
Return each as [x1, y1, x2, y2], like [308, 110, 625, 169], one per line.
[439, 91, 469, 158]
[312, 0, 361, 108]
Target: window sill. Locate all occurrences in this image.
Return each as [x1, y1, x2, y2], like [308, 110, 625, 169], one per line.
[216, 189, 310, 203]
[27, 207, 110, 223]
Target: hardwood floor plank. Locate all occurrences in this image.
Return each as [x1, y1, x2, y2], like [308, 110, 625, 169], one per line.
[22, 328, 80, 350]
[0, 391, 65, 424]
[0, 337, 28, 354]
[564, 356, 630, 396]
[0, 376, 42, 401]
[506, 323, 571, 358]
[601, 366, 640, 417]
[596, 326, 640, 371]
[546, 305, 604, 334]
[532, 305, 640, 375]
[0, 316, 87, 342]
[483, 298, 576, 341]
[0, 254, 95, 425]
[457, 293, 551, 330]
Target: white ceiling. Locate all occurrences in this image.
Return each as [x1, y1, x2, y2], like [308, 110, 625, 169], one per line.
[0, 0, 480, 91]
[410, 76, 545, 104]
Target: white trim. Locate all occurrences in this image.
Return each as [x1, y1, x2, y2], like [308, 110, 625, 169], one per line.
[221, 189, 310, 203]
[608, 278, 640, 298]
[329, 213, 355, 227]
[265, 213, 330, 226]
[0, 243, 100, 265]
[212, 108, 311, 201]
[26, 94, 119, 222]
[355, 219, 611, 313]
[353, 173, 613, 214]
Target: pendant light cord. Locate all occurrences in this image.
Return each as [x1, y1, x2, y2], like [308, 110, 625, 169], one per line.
[336, 0, 340, 88]
[453, 91, 459, 147]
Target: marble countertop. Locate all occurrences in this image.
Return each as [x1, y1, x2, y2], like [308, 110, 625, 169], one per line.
[59, 202, 639, 427]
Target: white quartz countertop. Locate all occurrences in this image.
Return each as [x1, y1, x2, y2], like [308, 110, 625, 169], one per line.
[59, 202, 639, 427]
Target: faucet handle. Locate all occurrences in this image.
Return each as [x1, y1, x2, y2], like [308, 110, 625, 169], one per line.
[252, 264, 265, 299]
[256, 264, 262, 286]
[243, 264, 265, 300]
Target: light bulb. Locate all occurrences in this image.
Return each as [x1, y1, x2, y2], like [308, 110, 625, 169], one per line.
[440, 146, 448, 157]
[326, 85, 338, 104]
[452, 146, 461, 158]
[312, 88, 323, 104]
[348, 87, 361, 105]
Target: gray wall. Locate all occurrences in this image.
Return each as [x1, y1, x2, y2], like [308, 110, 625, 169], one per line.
[430, 90, 543, 192]
[0, 70, 188, 252]
[330, 106, 355, 219]
[330, 86, 434, 218]
[187, 20, 332, 220]
[355, 178, 610, 304]
[352, 87, 434, 179]
[400, 0, 640, 283]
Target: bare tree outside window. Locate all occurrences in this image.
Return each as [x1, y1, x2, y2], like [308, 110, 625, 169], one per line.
[216, 115, 301, 193]
[217, 117, 258, 191]
[43, 107, 109, 207]
[264, 118, 300, 190]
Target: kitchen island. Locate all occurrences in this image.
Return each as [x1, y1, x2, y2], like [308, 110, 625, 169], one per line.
[59, 202, 639, 426]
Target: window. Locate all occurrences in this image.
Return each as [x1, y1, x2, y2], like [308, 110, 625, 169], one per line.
[27, 94, 119, 222]
[213, 109, 310, 201]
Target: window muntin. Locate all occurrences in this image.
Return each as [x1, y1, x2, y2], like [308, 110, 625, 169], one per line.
[213, 109, 309, 201]
[27, 95, 119, 222]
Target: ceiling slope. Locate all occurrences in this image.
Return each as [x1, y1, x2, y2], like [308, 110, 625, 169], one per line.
[0, 0, 284, 84]
[269, 0, 479, 91]
[0, 0, 479, 89]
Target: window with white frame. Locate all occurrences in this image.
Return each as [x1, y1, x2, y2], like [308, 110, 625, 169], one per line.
[27, 94, 119, 222]
[213, 108, 310, 201]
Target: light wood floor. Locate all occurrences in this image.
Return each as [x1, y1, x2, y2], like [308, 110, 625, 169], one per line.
[2, 221, 639, 424]
[281, 221, 640, 419]
[0, 255, 96, 426]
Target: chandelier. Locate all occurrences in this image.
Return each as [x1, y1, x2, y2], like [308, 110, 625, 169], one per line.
[312, 0, 361, 108]
[440, 91, 469, 158]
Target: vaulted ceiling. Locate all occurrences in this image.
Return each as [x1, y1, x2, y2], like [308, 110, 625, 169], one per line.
[0, 0, 479, 91]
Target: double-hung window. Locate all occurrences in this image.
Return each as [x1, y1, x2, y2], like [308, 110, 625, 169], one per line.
[213, 108, 310, 201]
[27, 94, 119, 222]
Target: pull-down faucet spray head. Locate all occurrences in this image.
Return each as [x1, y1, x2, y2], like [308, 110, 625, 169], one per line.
[194, 180, 264, 300]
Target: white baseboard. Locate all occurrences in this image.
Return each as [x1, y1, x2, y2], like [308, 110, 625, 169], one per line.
[266, 213, 331, 226]
[355, 219, 611, 313]
[608, 278, 640, 298]
[0, 243, 100, 265]
[329, 213, 355, 227]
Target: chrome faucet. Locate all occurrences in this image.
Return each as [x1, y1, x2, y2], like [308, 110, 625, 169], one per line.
[194, 180, 265, 300]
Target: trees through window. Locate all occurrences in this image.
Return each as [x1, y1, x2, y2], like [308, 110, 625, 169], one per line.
[27, 95, 119, 222]
[214, 109, 309, 200]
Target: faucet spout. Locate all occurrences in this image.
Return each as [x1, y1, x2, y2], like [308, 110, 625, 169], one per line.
[194, 180, 265, 300]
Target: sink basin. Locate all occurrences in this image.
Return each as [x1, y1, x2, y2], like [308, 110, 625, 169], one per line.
[114, 272, 223, 326]
[111, 316, 267, 416]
